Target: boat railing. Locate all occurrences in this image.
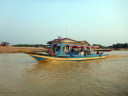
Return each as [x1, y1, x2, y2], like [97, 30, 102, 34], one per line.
[67, 52, 79, 55]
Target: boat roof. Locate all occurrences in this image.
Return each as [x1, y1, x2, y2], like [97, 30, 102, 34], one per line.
[48, 38, 90, 46]
[53, 43, 99, 49]
[65, 45, 99, 49]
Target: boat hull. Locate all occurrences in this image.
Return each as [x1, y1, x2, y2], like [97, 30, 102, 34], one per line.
[28, 54, 107, 61]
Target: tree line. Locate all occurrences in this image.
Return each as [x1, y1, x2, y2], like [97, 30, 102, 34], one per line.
[93, 43, 128, 49]
[108, 43, 128, 49]
[12, 44, 49, 48]
[12, 43, 128, 49]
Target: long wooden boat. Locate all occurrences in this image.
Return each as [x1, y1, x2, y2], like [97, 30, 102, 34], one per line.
[26, 43, 107, 62]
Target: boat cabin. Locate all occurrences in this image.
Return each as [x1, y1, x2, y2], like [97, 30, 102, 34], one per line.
[51, 43, 99, 56]
[47, 38, 100, 56]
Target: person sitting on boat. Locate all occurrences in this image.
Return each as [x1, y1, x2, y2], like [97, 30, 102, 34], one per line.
[79, 50, 84, 55]
[97, 50, 99, 54]
[84, 51, 88, 56]
[71, 48, 75, 55]
[71, 48, 74, 52]
[99, 52, 103, 55]
[79, 51, 84, 55]
[49, 48, 55, 56]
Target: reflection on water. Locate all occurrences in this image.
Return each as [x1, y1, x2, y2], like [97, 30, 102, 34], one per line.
[25, 61, 90, 84]
[0, 51, 128, 96]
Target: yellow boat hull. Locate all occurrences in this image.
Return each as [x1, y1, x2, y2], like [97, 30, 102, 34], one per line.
[28, 54, 107, 61]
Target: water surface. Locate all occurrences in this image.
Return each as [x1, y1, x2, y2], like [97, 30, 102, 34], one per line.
[0, 51, 128, 96]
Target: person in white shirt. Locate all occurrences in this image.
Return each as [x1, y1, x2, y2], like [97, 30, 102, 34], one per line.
[79, 48, 84, 55]
[79, 51, 84, 55]
[63, 48, 68, 54]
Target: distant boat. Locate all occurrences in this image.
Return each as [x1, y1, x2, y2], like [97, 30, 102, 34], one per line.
[95, 49, 112, 52]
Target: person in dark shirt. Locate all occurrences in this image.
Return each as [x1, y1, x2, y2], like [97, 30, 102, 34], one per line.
[97, 51, 99, 54]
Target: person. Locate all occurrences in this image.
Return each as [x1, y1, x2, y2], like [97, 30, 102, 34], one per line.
[63, 48, 68, 54]
[79, 50, 84, 55]
[97, 51, 99, 54]
[49, 48, 55, 56]
[84, 51, 88, 56]
[99, 52, 103, 55]
[71, 48, 74, 52]
[79, 52, 84, 55]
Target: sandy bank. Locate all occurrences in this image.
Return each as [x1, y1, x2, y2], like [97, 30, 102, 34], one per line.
[0, 46, 47, 53]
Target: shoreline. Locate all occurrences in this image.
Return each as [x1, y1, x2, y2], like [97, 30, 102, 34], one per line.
[110, 48, 128, 51]
[0, 46, 47, 53]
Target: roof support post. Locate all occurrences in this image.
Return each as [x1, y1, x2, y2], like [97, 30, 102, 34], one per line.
[94, 48, 95, 55]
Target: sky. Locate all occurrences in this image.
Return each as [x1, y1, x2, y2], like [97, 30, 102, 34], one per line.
[0, 0, 128, 46]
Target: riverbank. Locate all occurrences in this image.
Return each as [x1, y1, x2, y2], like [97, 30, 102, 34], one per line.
[96, 48, 128, 51]
[112, 48, 128, 51]
[0, 46, 46, 53]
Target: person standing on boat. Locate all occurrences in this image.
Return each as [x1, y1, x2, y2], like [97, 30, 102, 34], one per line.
[49, 48, 55, 56]
[63, 47, 68, 54]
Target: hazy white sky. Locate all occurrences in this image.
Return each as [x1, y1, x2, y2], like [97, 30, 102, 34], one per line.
[0, 0, 128, 46]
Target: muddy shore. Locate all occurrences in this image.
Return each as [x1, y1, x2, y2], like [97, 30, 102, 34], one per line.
[0, 46, 47, 53]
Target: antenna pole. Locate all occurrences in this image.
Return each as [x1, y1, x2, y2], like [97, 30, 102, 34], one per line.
[65, 28, 68, 38]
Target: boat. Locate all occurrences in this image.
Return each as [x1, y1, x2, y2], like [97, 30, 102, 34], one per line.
[95, 49, 112, 52]
[26, 38, 107, 61]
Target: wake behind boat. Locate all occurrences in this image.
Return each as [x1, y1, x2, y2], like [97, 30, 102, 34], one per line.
[26, 38, 109, 61]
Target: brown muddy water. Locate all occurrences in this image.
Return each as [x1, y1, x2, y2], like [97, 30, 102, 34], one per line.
[0, 51, 128, 96]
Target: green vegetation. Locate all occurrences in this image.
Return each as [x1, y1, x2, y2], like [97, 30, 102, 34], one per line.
[93, 43, 128, 49]
[108, 43, 128, 49]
